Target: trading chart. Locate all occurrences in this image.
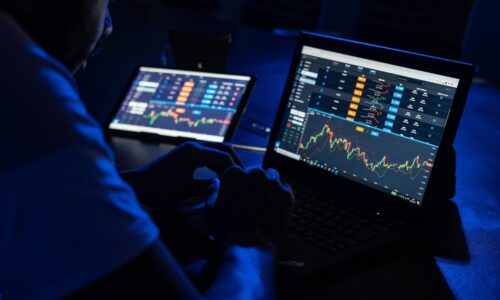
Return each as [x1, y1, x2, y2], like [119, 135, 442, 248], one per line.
[298, 111, 434, 199]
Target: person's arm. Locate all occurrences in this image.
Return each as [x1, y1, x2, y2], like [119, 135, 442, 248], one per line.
[204, 166, 293, 299]
[68, 240, 201, 300]
[69, 241, 276, 300]
[70, 164, 292, 300]
[204, 245, 276, 300]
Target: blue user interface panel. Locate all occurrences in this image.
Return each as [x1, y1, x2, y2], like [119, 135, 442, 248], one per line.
[110, 67, 252, 142]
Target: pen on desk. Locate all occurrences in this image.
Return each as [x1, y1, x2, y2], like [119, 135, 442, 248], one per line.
[230, 143, 267, 153]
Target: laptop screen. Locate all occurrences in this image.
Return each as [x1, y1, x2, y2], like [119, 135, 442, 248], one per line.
[109, 67, 252, 142]
[273, 45, 460, 205]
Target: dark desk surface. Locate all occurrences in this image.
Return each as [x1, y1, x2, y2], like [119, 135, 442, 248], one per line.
[76, 2, 499, 299]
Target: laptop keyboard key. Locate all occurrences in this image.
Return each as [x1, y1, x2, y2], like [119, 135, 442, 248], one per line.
[296, 218, 309, 225]
[354, 229, 377, 241]
[307, 223, 320, 230]
[294, 207, 307, 215]
[291, 186, 401, 254]
[318, 227, 330, 234]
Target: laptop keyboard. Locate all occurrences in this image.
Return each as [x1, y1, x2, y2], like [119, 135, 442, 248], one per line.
[290, 185, 404, 254]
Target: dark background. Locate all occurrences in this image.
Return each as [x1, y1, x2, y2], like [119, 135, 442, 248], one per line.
[75, 0, 499, 298]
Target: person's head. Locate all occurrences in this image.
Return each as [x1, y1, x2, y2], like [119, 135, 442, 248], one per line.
[1, 0, 113, 73]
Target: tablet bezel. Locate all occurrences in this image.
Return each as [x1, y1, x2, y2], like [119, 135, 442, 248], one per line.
[106, 66, 256, 144]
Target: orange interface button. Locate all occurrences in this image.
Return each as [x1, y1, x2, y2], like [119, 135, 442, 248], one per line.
[347, 110, 357, 117]
[353, 90, 363, 96]
[356, 83, 365, 89]
[184, 82, 195, 87]
[357, 76, 367, 83]
[352, 96, 360, 103]
[349, 103, 359, 110]
[356, 126, 365, 133]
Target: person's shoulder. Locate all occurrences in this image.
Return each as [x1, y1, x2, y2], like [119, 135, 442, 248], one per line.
[0, 13, 106, 170]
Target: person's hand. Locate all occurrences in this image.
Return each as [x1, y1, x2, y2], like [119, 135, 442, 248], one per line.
[121, 142, 240, 209]
[207, 166, 294, 251]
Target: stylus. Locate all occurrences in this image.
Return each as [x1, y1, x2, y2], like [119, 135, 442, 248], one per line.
[230, 143, 267, 153]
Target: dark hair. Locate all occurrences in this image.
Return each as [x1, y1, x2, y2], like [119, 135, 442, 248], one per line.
[0, 0, 34, 31]
[2, 0, 109, 72]
[1, 1, 71, 71]
[0, 1, 31, 14]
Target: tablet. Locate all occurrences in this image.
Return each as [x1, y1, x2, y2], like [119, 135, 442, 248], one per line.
[108, 66, 256, 143]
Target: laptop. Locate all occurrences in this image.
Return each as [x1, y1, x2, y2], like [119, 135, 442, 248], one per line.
[263, 32, 474, 279]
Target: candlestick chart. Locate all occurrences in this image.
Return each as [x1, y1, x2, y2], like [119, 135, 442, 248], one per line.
[299, 111, 435, 198]
[141, 103, 233, 136]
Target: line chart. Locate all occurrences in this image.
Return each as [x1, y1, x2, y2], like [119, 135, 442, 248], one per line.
[147, 109, 231, 127]
[298, 111, 435, 199]
[300, 123, 429, 179]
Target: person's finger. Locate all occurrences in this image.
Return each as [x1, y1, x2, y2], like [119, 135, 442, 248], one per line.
[222, 165, 245, 181]
[255, 180, 290, 248]
[266, 169, 292, 210]
[247, 168, 270, 210]
[187, 143, 237, 176]
[199, 142, 244, 167]
[186, 178, 218, 197]
[217, 166, 245, 208]
[193, 166, 218, 181]
[265, 168, 281, 182]
[273, 182, 294, 222]
[214, 165, 245, 223]
[246, 167, 268, 194]
[282, 183, 294, 203]
[246, 166, 267, 177]
[266, 177, 293, 217]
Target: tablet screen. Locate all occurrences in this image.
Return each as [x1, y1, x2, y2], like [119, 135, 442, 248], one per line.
[109, 67, 253, 142]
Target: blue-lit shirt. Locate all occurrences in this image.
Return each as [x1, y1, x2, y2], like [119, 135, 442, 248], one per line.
[0, 13, 159, 299]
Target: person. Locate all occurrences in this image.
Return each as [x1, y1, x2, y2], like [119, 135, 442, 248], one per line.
[0, 1, 293, 299]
